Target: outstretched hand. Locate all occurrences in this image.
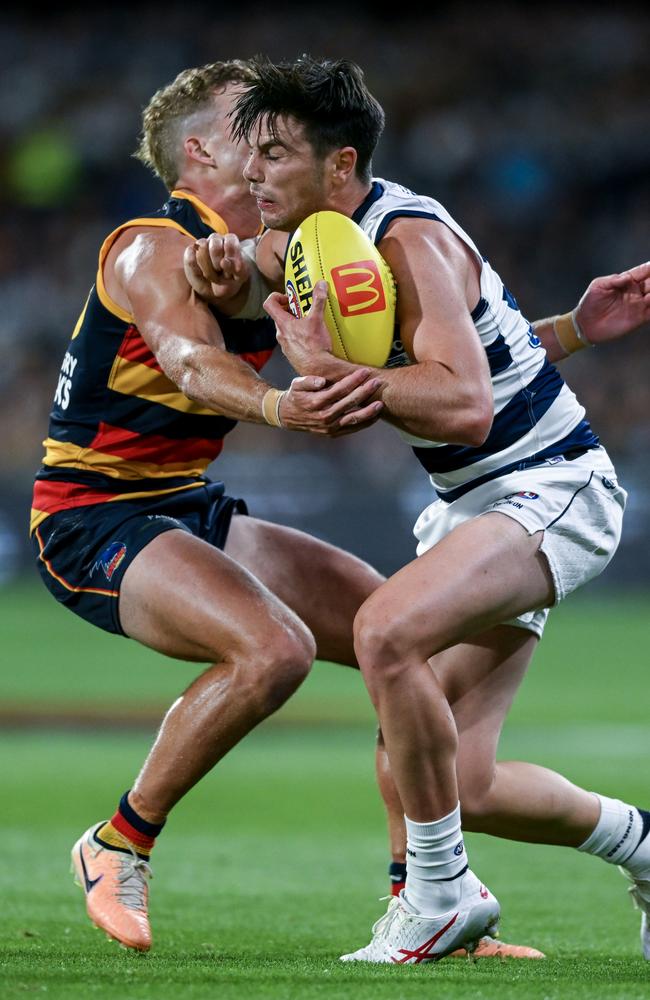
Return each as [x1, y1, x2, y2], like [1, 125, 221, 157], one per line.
[264, 281, 336, 376]
[576, 261, 650, 344]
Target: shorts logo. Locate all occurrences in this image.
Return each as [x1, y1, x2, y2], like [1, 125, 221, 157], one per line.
[510, 491, 539, 500]
[92, 541, 127, 581]
[286, 279, 302, 318]
[330, 260, 386, 316]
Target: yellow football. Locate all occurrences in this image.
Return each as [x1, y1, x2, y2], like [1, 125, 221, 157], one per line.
[284, 211, 396, 367]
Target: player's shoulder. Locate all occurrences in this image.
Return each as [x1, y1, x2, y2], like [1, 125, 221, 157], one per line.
[107, 224, 189, 285]
[359, 178, 448, 241]
[371, 177, 443, 213]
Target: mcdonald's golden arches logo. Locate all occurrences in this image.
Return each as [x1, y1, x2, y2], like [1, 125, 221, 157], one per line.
[330, 260, 387, 317]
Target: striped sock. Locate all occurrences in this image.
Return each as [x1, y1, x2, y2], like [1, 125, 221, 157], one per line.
[94, 791, 165, 860]
[389, 860, 407, 896]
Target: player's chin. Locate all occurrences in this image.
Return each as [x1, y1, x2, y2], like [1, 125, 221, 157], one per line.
[260, 205, 296, 232]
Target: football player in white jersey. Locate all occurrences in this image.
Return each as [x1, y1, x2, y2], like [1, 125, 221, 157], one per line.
[184, 55, 650, 965]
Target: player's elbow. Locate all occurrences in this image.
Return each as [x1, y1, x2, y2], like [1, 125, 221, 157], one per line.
[461, 407, 492, 446]
[175, 343, 204, 401]
[454, 393, 493, 446]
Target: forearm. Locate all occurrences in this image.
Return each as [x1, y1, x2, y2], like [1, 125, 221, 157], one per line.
[311, 354, 491, 444]
[157, 339, 383, 436]
[161, 341, 271, 423]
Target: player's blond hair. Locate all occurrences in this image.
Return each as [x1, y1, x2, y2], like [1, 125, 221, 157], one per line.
[134, 61, 256, 190]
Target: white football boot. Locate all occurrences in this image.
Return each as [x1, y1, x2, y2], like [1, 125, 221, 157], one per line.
[340, 870, 500, 964]
[620, 868, 650, 960]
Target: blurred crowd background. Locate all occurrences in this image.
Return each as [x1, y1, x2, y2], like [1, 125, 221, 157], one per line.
[1, 4, 648, 584]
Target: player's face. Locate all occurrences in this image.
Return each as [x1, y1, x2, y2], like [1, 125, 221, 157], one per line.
[200, 85, 254, 197]
[243, 116, 329, 231]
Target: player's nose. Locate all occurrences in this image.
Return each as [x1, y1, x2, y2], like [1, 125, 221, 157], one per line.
[243, 152, 262, 182]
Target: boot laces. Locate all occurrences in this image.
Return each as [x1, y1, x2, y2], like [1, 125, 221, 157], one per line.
[116, 852, 152, 910]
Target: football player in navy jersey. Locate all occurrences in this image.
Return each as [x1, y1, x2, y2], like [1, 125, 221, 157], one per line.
[185, 55, 650, 964]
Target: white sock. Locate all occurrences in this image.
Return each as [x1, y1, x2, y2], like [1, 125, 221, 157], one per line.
[404, 804, 468, 915]
[578, 795, 650, 875]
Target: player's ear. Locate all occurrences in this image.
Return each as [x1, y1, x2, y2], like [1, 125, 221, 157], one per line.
[184, 136, 214, 167]
[329, 147, 358, 187]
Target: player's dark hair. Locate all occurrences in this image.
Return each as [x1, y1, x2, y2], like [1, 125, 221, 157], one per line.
[231, 56, 385, 183]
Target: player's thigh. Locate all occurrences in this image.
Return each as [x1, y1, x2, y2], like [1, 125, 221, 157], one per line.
[430, 625, 538, 784]
[224, 514, 384, 666]
[119, 528, 313, 663]
[355, 512, 554, 661]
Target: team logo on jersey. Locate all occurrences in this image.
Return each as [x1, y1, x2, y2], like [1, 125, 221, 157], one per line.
[330, 260, 386, 316]
[286, 280, 302, 318]
[526, 324, 542, 349]
[91, 541, 127, 581]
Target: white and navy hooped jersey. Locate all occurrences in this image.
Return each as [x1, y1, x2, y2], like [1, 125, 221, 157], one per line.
[352, 178, 599, 502]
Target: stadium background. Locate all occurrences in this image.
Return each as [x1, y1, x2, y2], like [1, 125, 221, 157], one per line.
[1, 4, 649, 581]
[1, 6, 650, 996]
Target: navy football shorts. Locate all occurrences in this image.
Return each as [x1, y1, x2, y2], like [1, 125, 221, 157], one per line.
[31, 481, 247, 636]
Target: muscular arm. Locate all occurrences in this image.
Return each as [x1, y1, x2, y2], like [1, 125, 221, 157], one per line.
[267, 219, 493, 446]
[113, 227, 274, 422]
[108, 227, 382, 434]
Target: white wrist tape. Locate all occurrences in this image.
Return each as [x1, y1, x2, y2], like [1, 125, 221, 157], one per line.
[233, 240, 272, 321]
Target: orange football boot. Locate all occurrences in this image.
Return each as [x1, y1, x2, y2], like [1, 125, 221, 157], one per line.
[71, 822, 152, 951]
[449, 936, 545, 959]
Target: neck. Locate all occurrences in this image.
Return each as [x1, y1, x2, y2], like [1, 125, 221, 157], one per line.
[173, 178, 262, 239]
[327, 177, 374, 220]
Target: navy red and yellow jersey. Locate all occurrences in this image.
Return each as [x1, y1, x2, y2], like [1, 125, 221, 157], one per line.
[31, 191, 275, 534]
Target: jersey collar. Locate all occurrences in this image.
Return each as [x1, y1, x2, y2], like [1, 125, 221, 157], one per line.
[170, 189, 229, 235]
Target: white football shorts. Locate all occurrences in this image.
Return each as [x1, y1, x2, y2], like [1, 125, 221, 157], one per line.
[413, 446, 627, 637]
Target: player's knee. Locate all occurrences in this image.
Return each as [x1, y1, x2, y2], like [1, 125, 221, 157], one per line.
[249, 622, 315, 715]
[353, 602, 409, 683]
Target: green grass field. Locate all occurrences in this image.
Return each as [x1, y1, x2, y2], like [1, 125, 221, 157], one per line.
[1, 581, 649, 998]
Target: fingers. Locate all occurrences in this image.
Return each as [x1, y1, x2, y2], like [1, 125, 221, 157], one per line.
[318, 370, 381, 410]
[292, 367, 381, 400]
[267, 282, 327, 324]
[310, 280, 328, 318]
[191, 233, 246, 284]
[291, 375, 327, 391]
[264, 291, 291, 322]
[213, 233, 245, 281]
[288, 369, 383, 424]
[625, 260, 650, 284]
[183, 243, 212, 297]
[595, 261, 650, 290]
[334, 399, 384, 432]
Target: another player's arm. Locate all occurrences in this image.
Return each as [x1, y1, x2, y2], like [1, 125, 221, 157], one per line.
[110, 228, 382, 434]
[534, 261, 650, 362]
[266, 219, 493, 445]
